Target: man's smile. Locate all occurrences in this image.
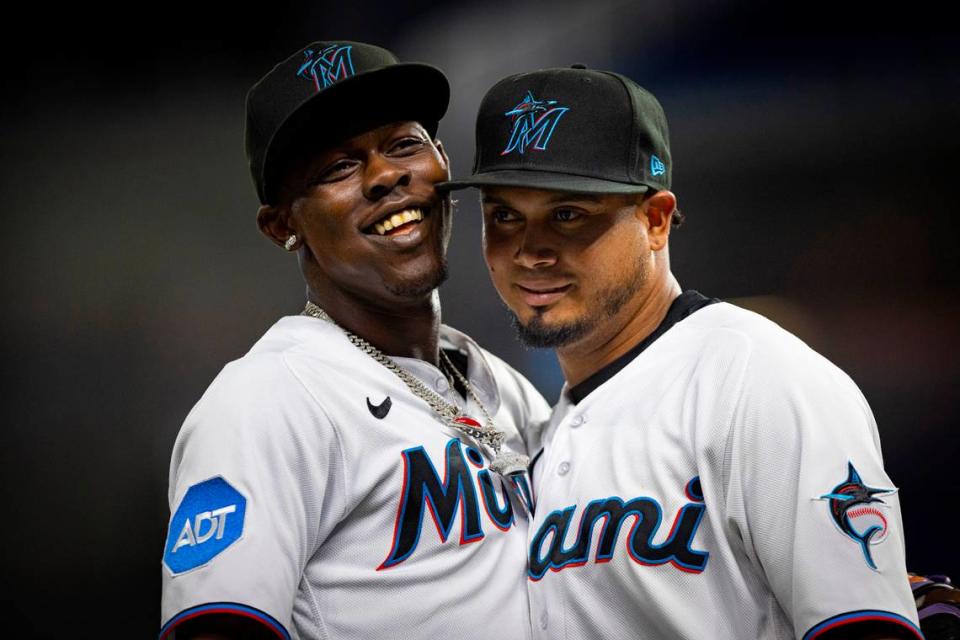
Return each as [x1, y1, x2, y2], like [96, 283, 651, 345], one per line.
[514, 281, 574, 308]
[366, 207, 424, 236]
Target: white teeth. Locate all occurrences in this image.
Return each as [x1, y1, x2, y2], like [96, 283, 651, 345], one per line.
[372, 208, 424, 235]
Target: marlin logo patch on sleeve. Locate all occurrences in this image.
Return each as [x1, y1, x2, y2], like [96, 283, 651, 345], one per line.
[163, 476, 247, 575]
[817, 462, 897, 570]
[501, 91, 570, 156]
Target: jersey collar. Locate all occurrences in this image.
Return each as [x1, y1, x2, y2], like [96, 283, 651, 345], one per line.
[566, 290, 719, 405]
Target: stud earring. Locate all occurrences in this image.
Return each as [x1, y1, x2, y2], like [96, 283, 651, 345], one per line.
[284, 235, 297, 251]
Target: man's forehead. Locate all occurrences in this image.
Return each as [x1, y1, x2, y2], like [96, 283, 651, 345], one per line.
[313, 120, 429, 155]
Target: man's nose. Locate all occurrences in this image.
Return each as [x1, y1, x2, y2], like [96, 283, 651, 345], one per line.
[363, 154, 411, 200]
[514, 224, 558, 269]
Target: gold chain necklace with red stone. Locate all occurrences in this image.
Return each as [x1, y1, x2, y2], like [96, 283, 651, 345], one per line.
[302, 301, 529, 477]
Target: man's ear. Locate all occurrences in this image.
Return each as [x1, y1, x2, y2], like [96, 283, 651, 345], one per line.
[642, 190, 677, 251]
[257, 204, 297, 249]
[434, 138, 451, 178]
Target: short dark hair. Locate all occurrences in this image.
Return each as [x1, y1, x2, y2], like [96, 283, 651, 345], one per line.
[671, 207, 686, 228]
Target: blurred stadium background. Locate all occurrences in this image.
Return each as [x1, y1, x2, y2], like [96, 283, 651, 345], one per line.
[1, 1, 956, 636]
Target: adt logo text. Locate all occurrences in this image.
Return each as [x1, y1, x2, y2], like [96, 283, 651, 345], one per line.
[163, 476, 246, 575]
[297, 44, 355, 91]
[501, 91, 570, 156]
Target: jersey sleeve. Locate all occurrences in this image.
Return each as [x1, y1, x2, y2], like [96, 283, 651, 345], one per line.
[722, 336, 922, 640]
[160, 352, 347, 638]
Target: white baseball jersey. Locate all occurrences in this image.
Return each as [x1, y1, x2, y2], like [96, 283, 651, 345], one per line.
[526, 292, 921, 640]
[161, 314, 550, 639]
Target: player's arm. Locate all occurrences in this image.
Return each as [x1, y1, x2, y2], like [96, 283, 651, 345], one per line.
[723, 341, 922, 640]
[160, 356, 345, 640]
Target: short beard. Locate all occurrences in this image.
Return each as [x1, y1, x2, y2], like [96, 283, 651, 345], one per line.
[385, 259, 449, 298]
[511, 313, 591, 348]
[510, 258, 647, 349]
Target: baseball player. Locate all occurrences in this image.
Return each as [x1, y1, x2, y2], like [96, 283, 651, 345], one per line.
[160, 42, 549, 640]
[441, 66, 922, 639]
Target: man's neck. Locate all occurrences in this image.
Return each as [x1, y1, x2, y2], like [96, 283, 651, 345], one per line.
[308, 289, 442, 365]
[557, 275, 681, 388]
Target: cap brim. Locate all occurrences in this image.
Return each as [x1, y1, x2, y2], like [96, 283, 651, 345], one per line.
[263, 63, 449, 203]
[438, 170, 651, 195]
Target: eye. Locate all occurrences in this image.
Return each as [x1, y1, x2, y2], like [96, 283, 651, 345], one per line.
[389, 136, 427, 155]
[314, 158, 358, 183]
[553, 207, 582, 222]
[489, 207, 520, 224]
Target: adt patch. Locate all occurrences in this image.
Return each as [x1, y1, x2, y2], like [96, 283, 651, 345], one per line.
[164, 476, 246, 575]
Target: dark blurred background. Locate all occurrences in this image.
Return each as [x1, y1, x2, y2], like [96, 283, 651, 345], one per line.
[2, 1, 957, 636]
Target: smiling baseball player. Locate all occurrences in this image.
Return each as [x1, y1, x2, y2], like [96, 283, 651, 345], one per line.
[442, 66, 921, 639]
[160, 41, 548, 640]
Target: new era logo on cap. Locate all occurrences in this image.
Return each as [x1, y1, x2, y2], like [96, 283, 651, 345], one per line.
[651, 155, 666, 177]
[501, 91, 570, 156]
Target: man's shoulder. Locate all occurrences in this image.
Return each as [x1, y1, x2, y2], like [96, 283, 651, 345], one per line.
[175, 317, 352, 455]
[222, 314, 352, 373]
[683, 301, 823, 359]
[683, 301, 859, 395]
[191, 315, 358, 413]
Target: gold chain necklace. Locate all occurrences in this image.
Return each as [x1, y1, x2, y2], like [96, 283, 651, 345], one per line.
[302, 301, 530, 477]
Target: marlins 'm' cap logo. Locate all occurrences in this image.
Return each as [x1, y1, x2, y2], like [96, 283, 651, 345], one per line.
[818, 461, 897, 570]
[297, 44, 356, 91]
[501, 91, 570, 156]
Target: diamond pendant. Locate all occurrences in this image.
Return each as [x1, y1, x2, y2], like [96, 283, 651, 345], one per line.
[489, 450, 530, 477]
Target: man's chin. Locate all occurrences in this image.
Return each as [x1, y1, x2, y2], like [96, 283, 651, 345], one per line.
[385, 260, 449, 299]
[510, 312, 591, 348]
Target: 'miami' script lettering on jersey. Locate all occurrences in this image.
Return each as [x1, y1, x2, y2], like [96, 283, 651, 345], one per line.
[529, 476, 708, 580]
[378, 437, 532, 570]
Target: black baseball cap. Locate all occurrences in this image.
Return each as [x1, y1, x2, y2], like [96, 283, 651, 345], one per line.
[440, 65, 671, 194]
[245, 41, 449, 204]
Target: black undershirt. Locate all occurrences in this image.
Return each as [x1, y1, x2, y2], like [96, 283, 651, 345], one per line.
[443, 348, 469, 399]
[567, 290, 719, 405]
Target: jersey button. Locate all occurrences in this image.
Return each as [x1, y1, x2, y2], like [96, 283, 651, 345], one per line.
[539, 610, 549, 629]
[558, 461, 571, 476]
[570, 414, 585, 427]
[435, 377, 450, 393]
